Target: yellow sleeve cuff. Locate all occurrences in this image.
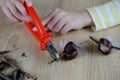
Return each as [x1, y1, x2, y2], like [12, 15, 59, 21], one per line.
[87, 0, 120, 31]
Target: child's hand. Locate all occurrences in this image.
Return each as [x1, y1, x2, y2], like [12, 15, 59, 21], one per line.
[42, 9, 93, 34]
[2, 0, 32, 22]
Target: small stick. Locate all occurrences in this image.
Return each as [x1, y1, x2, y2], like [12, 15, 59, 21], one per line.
[112, 46, 120, 50]
[24, 72, 37, 80]
[4, 56, 19, 69]
[4, 56, 37, 80]
[78, 40, 89, 46]
[0, 72, 12, 80]
[48, 59, 56, 64]
[76, 40, 89, 49]
[12, 67, 37, 80]
[90, 36, 120, 50]
[0, 50, 13, 55]
[89, 36, 99, 44]
[0, 48, 19, 56]
[48, 53, 66, 64]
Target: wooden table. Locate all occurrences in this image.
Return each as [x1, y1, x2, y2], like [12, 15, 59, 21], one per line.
[0, 0, 120, 80]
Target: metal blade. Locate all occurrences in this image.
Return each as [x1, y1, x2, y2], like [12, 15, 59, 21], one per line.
[46, 42, 59, 61]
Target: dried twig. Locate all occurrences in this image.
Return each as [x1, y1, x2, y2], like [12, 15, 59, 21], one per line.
[89, 36, 99, 44]
[4, 56, 19, 69]
[48, 53, 66, 64]
[112, 46, 120, 50]
[0, 72, 12, 80]
[24, 72, 37, 80]
[0, 50, 12, 55]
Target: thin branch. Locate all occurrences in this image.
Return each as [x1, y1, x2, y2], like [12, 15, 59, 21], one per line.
[112, 46, 120, 50]
[89, 36, 99, 44]
[4, 56, 19, 69]
[48, 53, 66, 64]
[0, 72, 12, 80]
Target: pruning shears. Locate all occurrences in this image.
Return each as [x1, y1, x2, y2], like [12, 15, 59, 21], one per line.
[24, 0, 59, 61]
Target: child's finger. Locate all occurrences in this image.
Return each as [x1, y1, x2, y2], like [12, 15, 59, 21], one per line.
[47, 11, 66, 31]
[21, 0, 32, 6]
[32, 19, 50, 32]
[32, 26, 49, 32]
[13, 0, 28, 16]
[2, 6, 19, 22]
[6, 0, 30, 22]
[42, 8, 61, 27]
[45, 27, 49, 31]
[32, 26, 37, 31]
[53, 16, 68, 32]
[60, 24, 72, 34]
[26, 0, 32, 6]
[41, 19, 49, 31]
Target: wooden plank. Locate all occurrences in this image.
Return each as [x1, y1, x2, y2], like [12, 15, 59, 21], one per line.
[0, 0, 120, 80]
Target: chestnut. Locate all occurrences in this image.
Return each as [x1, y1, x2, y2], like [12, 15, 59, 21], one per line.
[0, 61, 8, 71]
[90, 36, 120, 55]
[63, 42, 78, 60]
[49, 41, 78, 64]
[99, 38, 112, 55]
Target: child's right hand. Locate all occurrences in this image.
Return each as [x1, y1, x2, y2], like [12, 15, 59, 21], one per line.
[2, 0, 32, 22]
[41, 9, 93, 34]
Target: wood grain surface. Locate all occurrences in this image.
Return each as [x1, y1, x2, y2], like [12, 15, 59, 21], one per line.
[0, 0, 120, 80]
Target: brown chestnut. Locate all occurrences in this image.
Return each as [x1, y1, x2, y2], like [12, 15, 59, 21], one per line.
[99, 38, 112, 55]
[0, 61, 8, 71]
[63, 42, 78, 60]
[90, 36, 120, 55]
[48, 41, 78, 64]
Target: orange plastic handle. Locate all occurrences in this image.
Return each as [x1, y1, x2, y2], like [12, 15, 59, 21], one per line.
[24, 1, 51, 50]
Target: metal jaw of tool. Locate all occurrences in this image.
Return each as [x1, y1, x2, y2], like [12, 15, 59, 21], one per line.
[47, 42, 59, 61]
[24, 0, 59, 61]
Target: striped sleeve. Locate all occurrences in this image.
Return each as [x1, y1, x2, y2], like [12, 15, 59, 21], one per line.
[87, 0, 120, 31]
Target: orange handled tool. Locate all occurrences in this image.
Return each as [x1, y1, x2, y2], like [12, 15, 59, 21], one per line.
[24, 1, 59, 61]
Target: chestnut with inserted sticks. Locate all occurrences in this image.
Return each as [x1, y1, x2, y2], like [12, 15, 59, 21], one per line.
[89, 36, 120, 55]
[49, 40, 89, 64]
[49, 41, 78, 64]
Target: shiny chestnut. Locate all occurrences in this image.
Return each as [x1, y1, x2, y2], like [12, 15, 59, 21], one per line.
[99, 38, 112, 55]
[63, 42, 78, 60]
[90, 36, 120, 55]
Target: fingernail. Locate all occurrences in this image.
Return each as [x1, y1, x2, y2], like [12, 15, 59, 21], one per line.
[32, 27, 37, 31]
[27, 1, 32, 6]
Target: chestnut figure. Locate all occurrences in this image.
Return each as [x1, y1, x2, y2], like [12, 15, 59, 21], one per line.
[99, 38, 112, 55]
[90, 36, 120, 55]
[49, 41, 78, 64]
[63, 42, 78, 60]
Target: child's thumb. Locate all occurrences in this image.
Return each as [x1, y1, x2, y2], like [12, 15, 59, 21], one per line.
[26, 0, 32, 6]
[42, 20, 49, 31]
[22, 0, 32, 6]
[32, 20, 49, 32]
